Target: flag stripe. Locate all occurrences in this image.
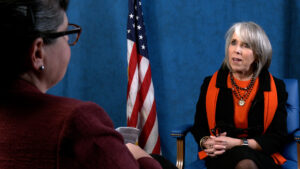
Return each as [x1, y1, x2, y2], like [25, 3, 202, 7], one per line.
[127, 42, 138, 99]
[139, 100, 157, 148]
[127, 40, 134, 63]
[144, 115, 160, 153]
[126, 66, 138, 120]
[127, 55, 146, 127]
[152, 136, 161, 154]
[138, 56, 149, 83]
[128, 92, 140, 127]
[140, 82, 154, 119]
[140, 65, 152, 102]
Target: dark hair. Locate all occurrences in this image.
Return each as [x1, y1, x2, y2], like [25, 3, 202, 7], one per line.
[0, 0, 69, 80]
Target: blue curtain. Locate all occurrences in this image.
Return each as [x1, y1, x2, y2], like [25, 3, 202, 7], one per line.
[48, 0, 300, 165]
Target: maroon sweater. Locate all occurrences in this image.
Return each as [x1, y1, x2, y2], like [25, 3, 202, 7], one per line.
[0, 79, 162, 169]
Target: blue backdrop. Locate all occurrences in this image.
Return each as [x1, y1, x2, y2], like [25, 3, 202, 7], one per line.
[48, 0, 300, 166]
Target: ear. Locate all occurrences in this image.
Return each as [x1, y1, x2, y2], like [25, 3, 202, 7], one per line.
[29, 38, 45, 72]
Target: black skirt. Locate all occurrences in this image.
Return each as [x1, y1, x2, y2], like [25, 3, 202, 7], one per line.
[205, 146, 282, 169]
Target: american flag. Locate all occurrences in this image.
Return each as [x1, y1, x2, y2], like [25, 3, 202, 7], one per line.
[126, 0, 161, 154]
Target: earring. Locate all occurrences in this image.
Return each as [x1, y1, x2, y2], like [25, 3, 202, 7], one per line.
[39, 65, 45, 71]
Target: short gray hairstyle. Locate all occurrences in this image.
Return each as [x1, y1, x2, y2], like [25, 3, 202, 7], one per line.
[222, 22, 272, 77]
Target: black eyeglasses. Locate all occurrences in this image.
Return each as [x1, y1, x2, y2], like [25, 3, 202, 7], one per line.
[42, 23, 82, 46]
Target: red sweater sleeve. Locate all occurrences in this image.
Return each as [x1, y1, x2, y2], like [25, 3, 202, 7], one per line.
[138, 157, 163, 169]
[58, 102, 162, 169]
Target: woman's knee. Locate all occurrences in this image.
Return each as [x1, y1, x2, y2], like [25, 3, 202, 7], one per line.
[235, 159, 258, 169]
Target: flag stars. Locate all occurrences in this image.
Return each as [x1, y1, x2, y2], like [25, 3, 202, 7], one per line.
[135, 5, 137, 10]
[136, 16, 139, 20]
[137, 25, 142, 30]
[128, 29, 131, 34]
[141, 45, 146, 50]
[139, 1, 142, 6]
[139, 35, 143, 40]
[133, 23, 135, 28]
[129, 13, 134, 19]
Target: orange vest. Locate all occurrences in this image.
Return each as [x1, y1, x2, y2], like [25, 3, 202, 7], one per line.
[198, 71, 286, 165]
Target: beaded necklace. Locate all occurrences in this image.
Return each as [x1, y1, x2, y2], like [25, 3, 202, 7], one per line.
[230, 72, 256, 106]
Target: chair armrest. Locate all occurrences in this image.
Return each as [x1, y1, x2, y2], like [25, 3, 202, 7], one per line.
[294, 129, 300, 142]
[295, 129, 300, 169]
[170, 123, 193, 169]
[170, 123, 193, 138]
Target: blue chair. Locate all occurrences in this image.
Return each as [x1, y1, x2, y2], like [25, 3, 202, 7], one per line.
[171, 79, 300, 169]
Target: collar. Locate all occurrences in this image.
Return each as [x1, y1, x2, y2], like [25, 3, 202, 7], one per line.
[216, 66, 271, 91]
[0, 78, 43, 95]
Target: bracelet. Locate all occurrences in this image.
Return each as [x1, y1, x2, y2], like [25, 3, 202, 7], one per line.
[199, 136, 210, 150]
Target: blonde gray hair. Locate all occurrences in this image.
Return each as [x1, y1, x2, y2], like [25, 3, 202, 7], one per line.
[222, 22, 272, 77]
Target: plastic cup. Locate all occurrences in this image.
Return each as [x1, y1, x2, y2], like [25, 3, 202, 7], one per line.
[115, 127, 140, 144]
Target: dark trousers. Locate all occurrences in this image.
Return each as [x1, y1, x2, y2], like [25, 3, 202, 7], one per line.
[151, 154, 178, 169]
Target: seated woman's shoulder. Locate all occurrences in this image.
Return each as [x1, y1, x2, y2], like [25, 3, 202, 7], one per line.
[44, 94, 109, 122]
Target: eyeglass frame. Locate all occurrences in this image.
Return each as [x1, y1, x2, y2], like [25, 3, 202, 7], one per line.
[41, 23, 82, 46]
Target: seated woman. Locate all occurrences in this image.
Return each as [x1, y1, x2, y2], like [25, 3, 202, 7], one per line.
[0, 0, 162, 169]
[191, 22, 288, 169]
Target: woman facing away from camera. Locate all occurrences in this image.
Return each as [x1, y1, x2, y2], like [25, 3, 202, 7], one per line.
[191, 22, 288, 169]
[0, 0, 163, 168]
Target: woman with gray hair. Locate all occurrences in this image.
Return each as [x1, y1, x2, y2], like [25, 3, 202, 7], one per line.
[191, 22, 288, 169]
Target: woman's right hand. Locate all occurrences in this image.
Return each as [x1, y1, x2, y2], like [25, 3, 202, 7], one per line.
[203, 133, 227, 157]
[126, 143, 152, 160]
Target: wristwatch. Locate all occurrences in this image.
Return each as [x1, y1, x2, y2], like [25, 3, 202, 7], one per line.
[241, 138, 248, 146]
